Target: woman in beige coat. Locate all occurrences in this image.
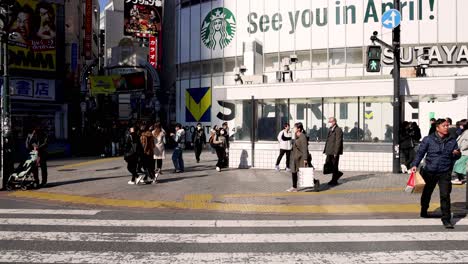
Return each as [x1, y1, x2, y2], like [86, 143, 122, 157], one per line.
[152, 122, 166, 179]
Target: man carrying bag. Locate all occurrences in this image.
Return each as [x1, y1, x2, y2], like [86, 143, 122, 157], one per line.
[410, 119, 461, 229]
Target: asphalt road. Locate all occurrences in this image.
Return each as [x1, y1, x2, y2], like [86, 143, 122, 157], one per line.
[0, 206, 468, 263]
[0, 151, 467, 263]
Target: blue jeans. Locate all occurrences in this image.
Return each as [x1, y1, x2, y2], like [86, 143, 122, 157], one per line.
[172, 147, 184, 171]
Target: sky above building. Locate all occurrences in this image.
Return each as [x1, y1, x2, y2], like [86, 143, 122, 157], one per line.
[99, 0, 107, 11]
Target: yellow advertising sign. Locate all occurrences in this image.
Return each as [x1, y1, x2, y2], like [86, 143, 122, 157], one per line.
[8, 0, 57, 72]
[90, 75, 128, 95]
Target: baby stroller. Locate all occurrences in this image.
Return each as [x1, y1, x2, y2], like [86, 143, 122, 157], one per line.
[6, 150, 39, 191]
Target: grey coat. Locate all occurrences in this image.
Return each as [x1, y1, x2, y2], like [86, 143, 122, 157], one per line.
[290, 133, 309, 173]
[323, 125, 343, 155]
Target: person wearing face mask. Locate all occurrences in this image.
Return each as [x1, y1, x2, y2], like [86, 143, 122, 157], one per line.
[286, 123, 309, 192]
[213, 127, 228, 172]
[191, 123, 206, 163]
[323, 117, 344, 186]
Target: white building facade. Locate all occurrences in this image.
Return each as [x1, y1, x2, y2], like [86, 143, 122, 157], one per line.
[175, 0, 468, 172]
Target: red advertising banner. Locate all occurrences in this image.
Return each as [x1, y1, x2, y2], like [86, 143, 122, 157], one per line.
[149, 36, 157, 68]
[84, 0, 92, 59]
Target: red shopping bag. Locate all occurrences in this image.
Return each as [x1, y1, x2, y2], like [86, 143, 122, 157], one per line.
[404, 172, 415, 193]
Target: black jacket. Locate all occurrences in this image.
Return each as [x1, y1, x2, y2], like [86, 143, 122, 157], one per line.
[324, 126, 343, 155]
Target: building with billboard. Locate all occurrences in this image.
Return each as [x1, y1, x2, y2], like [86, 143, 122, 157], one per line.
[172, 0, 468, 172]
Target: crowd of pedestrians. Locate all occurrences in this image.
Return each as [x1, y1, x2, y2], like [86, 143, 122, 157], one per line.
[121, 121, 231, 184]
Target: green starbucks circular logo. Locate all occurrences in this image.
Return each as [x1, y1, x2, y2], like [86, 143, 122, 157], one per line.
[201, 7, 236, 50]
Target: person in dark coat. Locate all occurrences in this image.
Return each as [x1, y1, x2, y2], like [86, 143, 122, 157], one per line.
[191, 123, 206, 163]
[410, 119, 461, 229]
[323, 117, 344, 186]
[124, 126, 143, 184]
[286, 122, 309, 192]
[428, 118, 436, 135]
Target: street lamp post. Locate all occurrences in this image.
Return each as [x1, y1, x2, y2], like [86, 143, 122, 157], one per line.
[0, 2, 13, 188]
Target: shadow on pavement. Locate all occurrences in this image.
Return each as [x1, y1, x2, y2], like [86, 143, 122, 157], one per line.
[156, 174, 210, 184]
[42, 175, 129, 188]
[96, 166, 122, 172]
[340, 173, 376, 183]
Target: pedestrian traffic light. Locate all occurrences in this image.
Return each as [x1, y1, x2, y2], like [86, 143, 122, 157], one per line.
[366, 45, 382, 73]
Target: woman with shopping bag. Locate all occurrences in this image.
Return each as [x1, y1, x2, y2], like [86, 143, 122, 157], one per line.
[286, 123, 308, 192]
[410, 119, 461, 229]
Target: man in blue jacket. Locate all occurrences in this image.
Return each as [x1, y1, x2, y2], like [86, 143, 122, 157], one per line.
[410, 119, 461, 229]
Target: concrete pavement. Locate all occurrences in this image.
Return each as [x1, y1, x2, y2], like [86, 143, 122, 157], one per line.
[3, 150, 467, 215]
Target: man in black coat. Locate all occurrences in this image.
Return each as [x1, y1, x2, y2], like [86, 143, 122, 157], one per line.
[323, 117, 344, 186]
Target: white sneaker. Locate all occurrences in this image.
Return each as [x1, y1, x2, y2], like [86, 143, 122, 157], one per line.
[286, 187, 298, 192]
[400, 164, 408, 173]
[135, 175, 144, 184]
[275, 165, 280, 171]
[285, 168, 291, 172]
[152, 173, 159, 184]
[216, 167, 221, 172]
[127, 180, 135, 185]
[451, 179, 464, 185]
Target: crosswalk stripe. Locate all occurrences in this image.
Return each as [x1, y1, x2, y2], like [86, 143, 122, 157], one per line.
[0, 209, 101, 215]
[0, 250, 467, 263]
[1, 231, 467, 243]
[1, 218, 467, 227]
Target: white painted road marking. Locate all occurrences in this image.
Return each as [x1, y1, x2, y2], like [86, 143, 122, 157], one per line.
[0, 209, 101, 215]
[1, 218, 468, 227]
[0, 250, 467, 263]
[1, 231, 467, 243]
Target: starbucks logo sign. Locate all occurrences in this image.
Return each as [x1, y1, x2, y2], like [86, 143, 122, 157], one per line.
[201, 7, 236, 50]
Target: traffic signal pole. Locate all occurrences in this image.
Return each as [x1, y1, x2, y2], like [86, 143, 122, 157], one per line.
[392, 0, 401, 174]
[370, 1, 401, 174]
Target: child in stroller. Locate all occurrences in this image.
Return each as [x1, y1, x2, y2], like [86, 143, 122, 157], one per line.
[6, 149, 39, 190]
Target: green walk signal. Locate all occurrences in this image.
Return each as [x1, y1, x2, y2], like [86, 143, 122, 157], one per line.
[366, 45, 382, 72]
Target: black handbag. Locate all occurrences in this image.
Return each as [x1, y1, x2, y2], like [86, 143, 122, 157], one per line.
[323, 161, 333, 174]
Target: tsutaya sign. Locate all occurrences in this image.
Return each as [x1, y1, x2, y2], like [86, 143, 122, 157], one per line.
[247, 0, 437, 34]
[383, 44, 468, 66]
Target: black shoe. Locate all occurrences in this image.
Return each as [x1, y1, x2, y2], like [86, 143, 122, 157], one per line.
[420, 211, 429, 218]
[327, 180, 338, 186]
[196, 160, 200, 163]
[314, 179, 320, 192]
[442, 220, 454, 229]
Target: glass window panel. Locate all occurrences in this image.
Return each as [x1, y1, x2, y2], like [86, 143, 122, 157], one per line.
[180, 63, 190, 78]
[224, 57, 236, 73]
[312, 49, 327, 68]
[296, 50, 311, 70]
[257, 99, 288, 141]
[201, 60, 212, 75]
[329, 48, 345, 66]
[229, 100, 252, 141]
[346, 47, 363, 66]
[264, 53, 279, 72]
[359, 97, 393, 143]
[212, 59, 223, 74]
[191, 62, 200, 77]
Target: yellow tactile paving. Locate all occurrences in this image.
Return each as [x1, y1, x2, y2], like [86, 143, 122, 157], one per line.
[9, 191, 442, 214]
[57, 157, 121, 170]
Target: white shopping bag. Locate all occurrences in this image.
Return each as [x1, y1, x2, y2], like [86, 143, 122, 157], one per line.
[298, 167, 315, 188]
